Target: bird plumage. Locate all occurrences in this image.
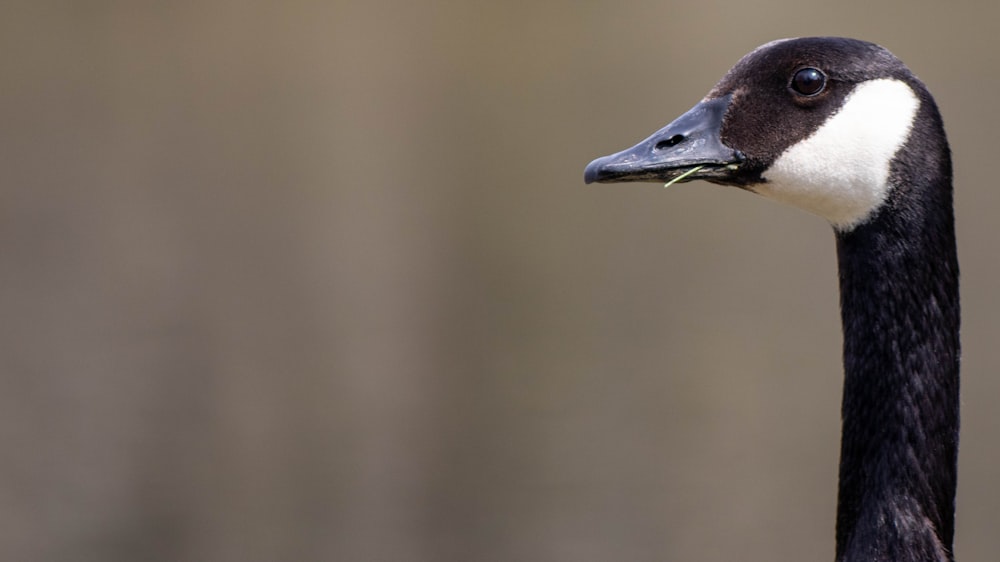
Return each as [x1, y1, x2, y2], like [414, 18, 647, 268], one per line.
[585, 37, 959, 561]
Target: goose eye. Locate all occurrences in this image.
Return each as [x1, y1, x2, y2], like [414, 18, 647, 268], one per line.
[791, 67, 826, 96]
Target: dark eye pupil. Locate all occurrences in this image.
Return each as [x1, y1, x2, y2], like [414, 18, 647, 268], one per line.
[792, 68, 825, 95]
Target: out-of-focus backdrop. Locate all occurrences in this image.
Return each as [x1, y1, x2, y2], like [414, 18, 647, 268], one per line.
[2, 2, 997, 561]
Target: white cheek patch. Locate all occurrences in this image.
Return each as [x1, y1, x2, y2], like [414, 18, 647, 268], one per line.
[757, 79, 920, 230]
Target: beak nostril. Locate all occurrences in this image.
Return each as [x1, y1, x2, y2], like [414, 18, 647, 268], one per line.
[655, 134, 685, 150]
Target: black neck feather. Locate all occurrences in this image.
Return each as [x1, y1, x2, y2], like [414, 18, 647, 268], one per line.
[833, 105, 959, 562]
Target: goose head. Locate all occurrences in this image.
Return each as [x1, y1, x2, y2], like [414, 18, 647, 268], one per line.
[584, 37, 931, 231]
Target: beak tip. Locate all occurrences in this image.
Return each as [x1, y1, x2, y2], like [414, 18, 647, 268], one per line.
[583, 158, 603, 184]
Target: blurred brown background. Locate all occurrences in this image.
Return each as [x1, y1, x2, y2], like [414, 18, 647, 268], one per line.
[1, 1, 996, 561]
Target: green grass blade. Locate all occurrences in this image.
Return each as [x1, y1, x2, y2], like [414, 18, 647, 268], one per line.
[664, 165, 704, 188]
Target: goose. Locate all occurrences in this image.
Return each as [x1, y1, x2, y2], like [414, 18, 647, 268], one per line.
[584, 37, 959, 562]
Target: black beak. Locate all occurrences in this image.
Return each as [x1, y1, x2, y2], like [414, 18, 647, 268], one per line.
[584, 94, 744, 185]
